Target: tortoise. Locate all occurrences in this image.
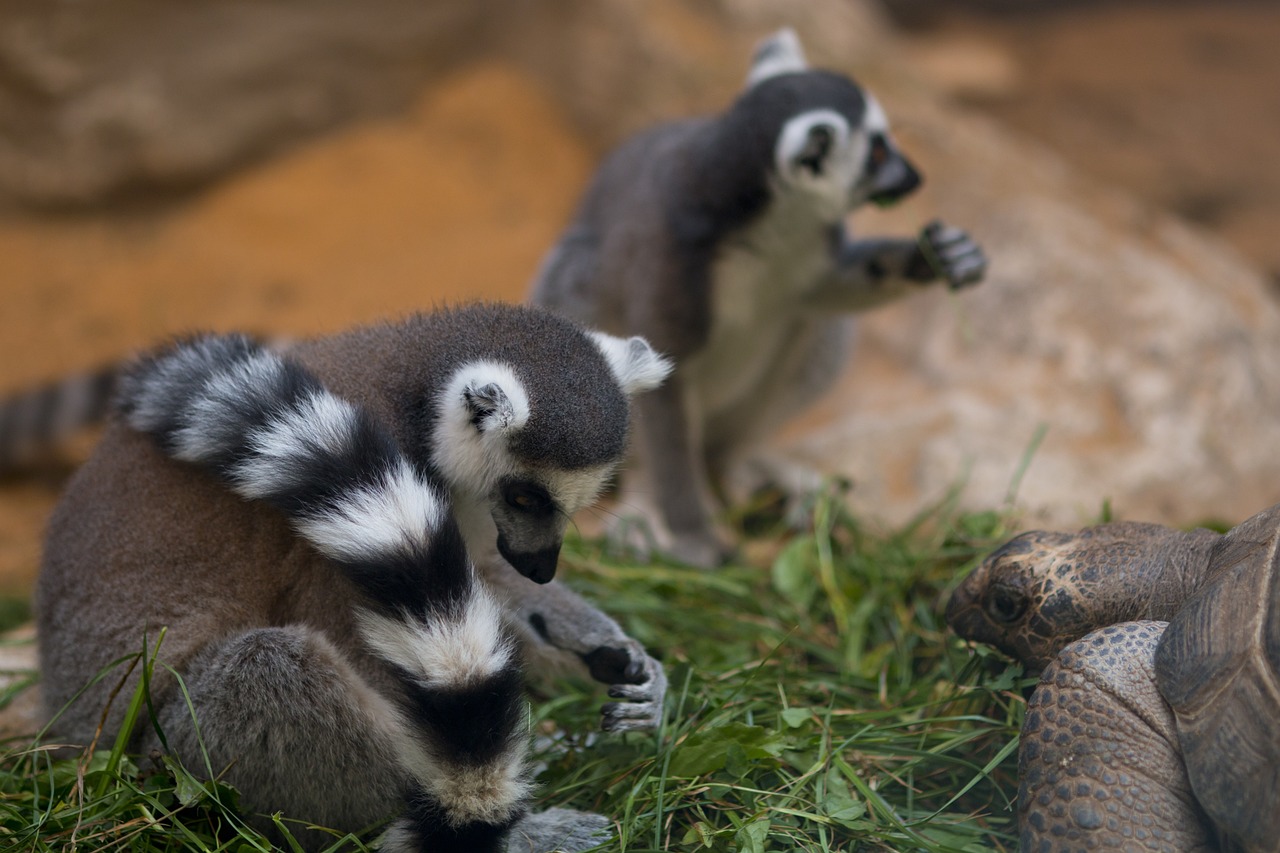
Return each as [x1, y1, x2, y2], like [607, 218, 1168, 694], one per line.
[945, 503, 1280, 852]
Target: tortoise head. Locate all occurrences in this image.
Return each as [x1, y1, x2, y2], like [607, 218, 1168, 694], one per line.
[946, 521, 1197, 673]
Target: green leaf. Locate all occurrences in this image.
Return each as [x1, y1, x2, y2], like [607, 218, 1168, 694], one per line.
[735, 818, 770, 853]
[821, 790, 868, 828]
[771, 536, 817, 610]
[779, 707, 811, 728]
[669, 723, 785, 777]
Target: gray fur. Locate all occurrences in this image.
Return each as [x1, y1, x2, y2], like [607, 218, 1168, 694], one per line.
[37, 305, 669, 850]
[530, 29, 986, 567]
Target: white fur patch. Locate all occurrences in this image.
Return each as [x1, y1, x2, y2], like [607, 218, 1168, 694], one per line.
[745, 27, 808, 87]
[290, 459, 448, 564]
[774, 109, 865, 221]
[377, 739, 529, 834]
[424, 754, 531, 828]
[224, 388, 362, 497]
[543, 463, 617, 515]
[431, 361, 530, 500]
[862, 93, 889, 134]
[356, 588, 513, 687]
[587, 332, 673, 396]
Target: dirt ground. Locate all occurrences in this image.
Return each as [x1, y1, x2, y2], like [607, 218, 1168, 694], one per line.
[3, 2, 1279, 596]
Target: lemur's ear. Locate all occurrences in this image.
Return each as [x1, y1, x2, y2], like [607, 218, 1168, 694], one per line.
[589, 332, 673, 396]
[746, 27, 808, 88]
[453, 362, 530, 434]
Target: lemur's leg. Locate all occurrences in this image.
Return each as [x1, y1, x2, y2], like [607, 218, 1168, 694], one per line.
[478, 557, 666, 733]
[704, 320, 850, 515]
[803, 221, 986, 313]
[620, 373, 732, 568]
[118, 335, 610, 853]
[148, 626, 410, 843]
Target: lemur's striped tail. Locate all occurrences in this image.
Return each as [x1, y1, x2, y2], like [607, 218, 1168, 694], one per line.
[0, 365, 117, 473]
[117, 334, 530, 853]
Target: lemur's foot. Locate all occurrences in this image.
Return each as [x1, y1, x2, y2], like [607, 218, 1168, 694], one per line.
[665, 530, 735, 570]
[917, 219, 986, 289]
[583, 636, 667, 733]
[722, 452, 825, 530]
[507, 808, 611, 852]
[607, 513, 733, 569]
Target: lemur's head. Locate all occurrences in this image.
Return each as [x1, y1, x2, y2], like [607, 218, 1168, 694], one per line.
[739, 28, 921, 219]
[427, 309, 671, 584]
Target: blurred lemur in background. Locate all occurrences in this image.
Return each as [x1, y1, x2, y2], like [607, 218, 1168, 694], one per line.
[532, 29, 987, 568]
[37, 305, 671, 852]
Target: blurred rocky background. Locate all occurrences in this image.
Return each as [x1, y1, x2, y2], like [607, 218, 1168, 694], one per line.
[2, 0, 1280, 597]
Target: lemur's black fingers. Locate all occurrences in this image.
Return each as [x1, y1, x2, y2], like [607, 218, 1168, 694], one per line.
[920, 220, 986, 289]
[940, 243, 987, 289]
[600, 701, 663, 733]
[598, 649, 665, 732]
[607, 681, 658, 702]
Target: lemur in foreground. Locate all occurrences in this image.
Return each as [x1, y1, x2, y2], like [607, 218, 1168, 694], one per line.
[531, 29, 987, 568]
[37, 304, 672, 852]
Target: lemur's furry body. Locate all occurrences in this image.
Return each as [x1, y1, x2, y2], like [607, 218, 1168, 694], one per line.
[37, 305, 671, 851]
[532, 30, 986, 567]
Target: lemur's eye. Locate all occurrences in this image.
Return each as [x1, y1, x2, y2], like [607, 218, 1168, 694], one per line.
[796, 124, 834, 175]
[868, 135, 890, 170]
[503, 482, 554, 516]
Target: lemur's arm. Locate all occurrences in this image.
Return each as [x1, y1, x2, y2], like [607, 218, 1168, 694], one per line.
[804, 220, 986, 313]
[477, 557, 665, 733]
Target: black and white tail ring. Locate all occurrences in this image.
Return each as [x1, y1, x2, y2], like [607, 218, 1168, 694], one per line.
[118, 333, 530, 853]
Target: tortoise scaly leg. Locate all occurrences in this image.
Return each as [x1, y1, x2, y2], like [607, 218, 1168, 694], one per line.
[1018, 621, 1217, 852]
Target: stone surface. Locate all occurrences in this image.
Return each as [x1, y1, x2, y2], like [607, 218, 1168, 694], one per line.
[787, 90, 1280, 528]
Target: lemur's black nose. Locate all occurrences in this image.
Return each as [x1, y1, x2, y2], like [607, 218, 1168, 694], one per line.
[498, 536, 561, 584]
[867, 137, 922, 206]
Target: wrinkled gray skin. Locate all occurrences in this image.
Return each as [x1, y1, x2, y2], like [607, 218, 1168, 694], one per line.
[947, 504, 1280, 852]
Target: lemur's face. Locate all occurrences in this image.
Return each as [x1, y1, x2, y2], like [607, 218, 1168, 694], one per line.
[749, 28, 922, 218]
[486, 464, 614, 584]
[431, 334, 670, 585]
[773, 98, 921, 218]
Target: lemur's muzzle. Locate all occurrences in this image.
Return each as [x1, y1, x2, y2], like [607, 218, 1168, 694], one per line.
[497, 535, 561, 584]
[867, 138, 922, 207]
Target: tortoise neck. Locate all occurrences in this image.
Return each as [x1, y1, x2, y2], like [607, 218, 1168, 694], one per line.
[1127, 527, 1222, 622]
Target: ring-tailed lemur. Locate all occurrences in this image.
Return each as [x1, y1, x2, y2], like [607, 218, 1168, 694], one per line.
[0, 364, 117, 473]
[531, 29, 987, 568]
[37, 304, 671, 851]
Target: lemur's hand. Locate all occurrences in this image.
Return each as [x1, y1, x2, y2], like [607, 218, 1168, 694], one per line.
[582, 637, 668, 733]
[912, 220, 986, 289]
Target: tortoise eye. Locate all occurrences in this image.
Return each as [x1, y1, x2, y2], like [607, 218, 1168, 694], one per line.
[986, 586, 1029, 624]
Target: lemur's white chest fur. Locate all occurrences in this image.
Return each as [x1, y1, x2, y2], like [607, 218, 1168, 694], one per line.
[685, 188, 840, 417]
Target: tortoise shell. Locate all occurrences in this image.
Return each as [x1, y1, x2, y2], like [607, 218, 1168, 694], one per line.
[1153, 503, 1280, 850]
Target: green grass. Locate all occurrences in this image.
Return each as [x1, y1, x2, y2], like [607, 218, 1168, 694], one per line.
[0, 490, 1029, 851]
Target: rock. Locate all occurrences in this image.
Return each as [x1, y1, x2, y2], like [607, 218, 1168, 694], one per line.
[1, 0, 1278, 541]
[785, 99, 1280, 528]
[0, 0, 484, 205]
